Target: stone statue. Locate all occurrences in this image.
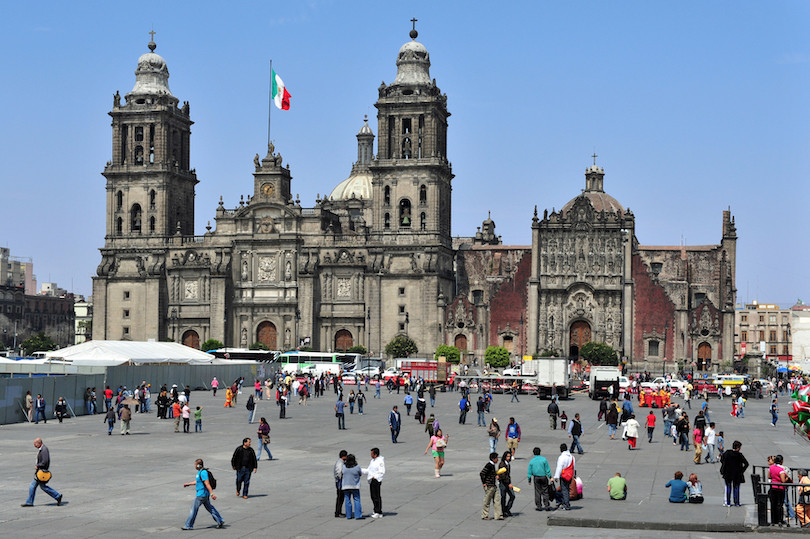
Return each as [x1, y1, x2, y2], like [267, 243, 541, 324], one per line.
[113, 91, 121, 107]
[254, 154, 261, 170]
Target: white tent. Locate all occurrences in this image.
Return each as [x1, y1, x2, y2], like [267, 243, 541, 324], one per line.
[42, 340, 216, 366]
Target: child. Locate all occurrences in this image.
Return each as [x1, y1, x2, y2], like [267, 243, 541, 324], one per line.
[194, 406, 203, 432]
[716, 431, 725, 458]
[560, 411, 568, 430]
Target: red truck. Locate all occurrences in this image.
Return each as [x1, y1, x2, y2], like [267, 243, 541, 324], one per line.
[399, 360, 451, 384]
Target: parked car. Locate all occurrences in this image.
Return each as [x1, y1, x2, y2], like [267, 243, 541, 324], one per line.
[355, 366, 381, 377]
[341, 373, 358, 385]
[640, 377, 686, 393]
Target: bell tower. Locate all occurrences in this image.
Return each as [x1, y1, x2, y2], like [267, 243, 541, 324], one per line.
[102, 36, 198, 239]
[370, 25, 453, 246]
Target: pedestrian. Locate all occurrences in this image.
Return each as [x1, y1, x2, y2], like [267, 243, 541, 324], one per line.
[607, 472, 627, 500]
[429, 383, 436, 407]
[480, 452, 503, 520]
[334, 450, 348, 517]
[362, 447, 385, 518]
[21, 438, 63, 507]
[704, 422, 716, 463]
[568, 413, 584, 454]
[211, 377, 219, 397]
[560, 410, 568, 430]
[194, 406, 203, 432]
[357, 390, 365, 415]
[553, 443, 575, 510]
[25, 390, 33, 422]
[255, 379, 262, 400]
[425, 428, 447, 478]
[181, 402, 190, 433]
[54, 398, 68, 423]
[246, 394, 256, 423]
[625, 413, 640, 450]
[104, 386, 113, 413]
[498, 450, 515, 517]
[224, 386, 233, 408]
[769, 454, 790, 525]
[459, 395, 469, 424]
[173, 400, 182, 433]
[425, 414, 436, 437]
[527, 447, 552, 511]
[416, 395, 426, 423]
[716, 430, 726, 458]
[388, 405, 401, 443]
[693, 425, 704, 464]
[342, 453, 364, 519]
[120, 404, 132, 435]
[335, 396, 346, 430]
[182, 458, 224, 530]
[645, 410, 656, 442]
[34, 394, 47, 424]
[487, 417, 501, 453]
[606, 402, 619, 439]
[676, 413, 690, 451]
[510, 382, 520, 403]
[548, 398, 560, 430]
[665, 471, 688, 503]
[771, 397, 779, 426]
[256, 417, 273, 460]
[404, 393, 413, 415]
[349, 390, 356, 414]
[279, 389, 287, 419]
[374, 378, 381, 399]
[598, 397, 608, 422]
[231, 437, 258, 499]
[505, 417, 521, 457]
[104, 406, 116, 435]
[720, 440, 749, 506]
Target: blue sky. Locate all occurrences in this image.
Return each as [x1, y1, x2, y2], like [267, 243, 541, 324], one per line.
[1, 1, 808, 306]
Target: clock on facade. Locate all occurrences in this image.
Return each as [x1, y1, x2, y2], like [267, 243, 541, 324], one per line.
[261, 183, 275, 196]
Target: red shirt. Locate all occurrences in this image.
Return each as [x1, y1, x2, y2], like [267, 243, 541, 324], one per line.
[105, 389, 113, 399]
[173, 402, 182, 418]
[645, 414, 656, 427]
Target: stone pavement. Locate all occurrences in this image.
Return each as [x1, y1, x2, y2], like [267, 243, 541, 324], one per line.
[0, 380, 805, 537]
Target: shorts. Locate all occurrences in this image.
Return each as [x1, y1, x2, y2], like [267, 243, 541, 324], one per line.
[507, 438, 518, 451]
[432, 450, 445, 458]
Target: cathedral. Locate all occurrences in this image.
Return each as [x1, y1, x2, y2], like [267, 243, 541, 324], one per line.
[92, 29, 737, 371]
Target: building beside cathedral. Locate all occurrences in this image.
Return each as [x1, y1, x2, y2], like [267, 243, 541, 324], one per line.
[92, 29, 736, 371]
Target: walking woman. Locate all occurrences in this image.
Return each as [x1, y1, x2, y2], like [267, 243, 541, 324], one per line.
[425, 427, 448, 478]
[488, 418, 501, 453]
[606, 402, 619, 440]
[498, 450, 515, 517]
[256, 417, 273, 460]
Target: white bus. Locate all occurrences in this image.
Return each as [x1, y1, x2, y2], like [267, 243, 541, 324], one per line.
[275, 351, 359, 376]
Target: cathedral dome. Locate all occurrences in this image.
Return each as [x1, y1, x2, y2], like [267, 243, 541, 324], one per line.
[394, 39, 431, 85]
[329, 172, 372, 200]
[561, 164, 624, 217]
[129, 41, 173, 97]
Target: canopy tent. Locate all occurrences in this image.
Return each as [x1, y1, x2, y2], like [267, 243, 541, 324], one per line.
[42, 340, 217, 366]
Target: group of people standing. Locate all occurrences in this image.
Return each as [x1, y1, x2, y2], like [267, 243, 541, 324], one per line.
[333, 448, 386, 519]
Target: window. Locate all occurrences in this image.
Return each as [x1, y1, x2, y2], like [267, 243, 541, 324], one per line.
[149, 190, 156, 209]
[398, 287, 405, 296]
[783, 345, 789, 355]
[116, 191, 123, 211]
[769, 330, 776, 342]
[741, 330, 748, 342]
[783, 330, 789, 341]
[384, 213, 390, 230]
[399, 199, 412, 227]
[769, 315, 776, 324]
[399, 305, 405, 314]
[648, 340, 660, 357]
[760, 330, 767, 342]
[694, 293, 706, 305]
[134, 126, 144, 142]
[123, 291, 130, 300]
[650, 262, 663, 275]
[769, 345, 777, 354]
[130, 204, 142, 233]
[149, 216, 156, 233]
[399, 323, 405, 331]
[123, 309, 130, 319]
[120, 125, 128, 164]
[419, 184, 427, 204]
[401, 118, 412, 158]
[472, 290, 484, 305]
[420, 212, 426, 231]
[123, 327, 130, 336]
[134, 145, 144, 165]
[116, 217, 123, 235]
[384, 186, 391, 206]
[741, 314, 747, 322]
[149, 125, 155, 163]
[759, 315, 764, 323]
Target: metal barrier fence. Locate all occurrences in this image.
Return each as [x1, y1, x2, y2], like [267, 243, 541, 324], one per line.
[751, 464, 810, 528]
[0, 363, 268, 426]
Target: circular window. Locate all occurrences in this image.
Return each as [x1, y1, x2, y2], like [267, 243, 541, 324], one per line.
[701, 329, 709, 336]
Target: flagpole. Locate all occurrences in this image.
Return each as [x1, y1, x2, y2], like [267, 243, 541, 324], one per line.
[268, 59, 273, 147]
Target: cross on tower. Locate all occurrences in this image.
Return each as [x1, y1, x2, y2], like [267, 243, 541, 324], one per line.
[411, 18, 418, 31]
[591, 152, 598, 166]
[149, 30, 156, 41]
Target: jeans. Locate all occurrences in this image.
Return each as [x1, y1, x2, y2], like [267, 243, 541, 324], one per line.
[558, 478, 571, 508]
[105, 398, 112, 412]
[35, 409, 46, 423]
[664, 419, 673, 438]
[500, 482, 515, 515]
[608, 424, 617, 437]
[349, 403, 354, 414]
[358, 403, 363, 414]
[369, 478, 382, 515]
[344, 489, 362, 519]
[570, 435, 583, 454]
[772, 412, 778, 426]
[478, 411, 486, 426]
[738, 405, 744, 418]
[459, 410, 467, 424]
[195, 419, 202, 432]
[679, 432, 689, 451]
[248, 409, 255, 423]
[375, 388, 381, 398]
[26, 478, 60, 505]
[647, 426, 655, 442]
[511, 392, 520, 402]
[489, 437, 498, 453]
[257, 439, 273, 460]
[184, 495, 223, 529]
[705, 443, 715, 463]
[337, 413, 345, 430]
[107, 419, 115, 434]
[335, 480, 344, 516]
[390, 426, 400, 443]
[236, 467, 252, 497]
[430, 396, 435, 407]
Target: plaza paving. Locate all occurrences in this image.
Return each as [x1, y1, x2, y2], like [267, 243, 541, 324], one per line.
[0, 379, 806, 538]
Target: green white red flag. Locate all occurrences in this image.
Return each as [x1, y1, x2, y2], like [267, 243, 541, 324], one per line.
[272, 69, 291, 110]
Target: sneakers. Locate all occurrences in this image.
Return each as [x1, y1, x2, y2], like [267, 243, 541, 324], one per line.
[217, 522, 225, 528]
[56, 495, 63, 506]
[723, 502, 730, 507]
[371, 513, 383, 518]
[21, 504, 33, 507]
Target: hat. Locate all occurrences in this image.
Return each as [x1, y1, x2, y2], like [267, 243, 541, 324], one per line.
[172, 384, 178, 388]
[492, 418, 498, 422]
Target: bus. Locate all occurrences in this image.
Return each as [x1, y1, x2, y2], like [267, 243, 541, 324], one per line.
[275, 351, 359, 376]
[210, 348, 280, 362]
[713, 374, 747, 387]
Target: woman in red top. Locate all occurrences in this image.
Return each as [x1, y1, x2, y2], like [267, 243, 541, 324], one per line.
[645, 410, 656, 442]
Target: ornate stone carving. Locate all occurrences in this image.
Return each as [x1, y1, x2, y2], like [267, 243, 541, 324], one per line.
[258, 256, 277, 281]
[257, 216, 276, 234]
[337, 278, 351, 298]
[184, 280, 199, 299]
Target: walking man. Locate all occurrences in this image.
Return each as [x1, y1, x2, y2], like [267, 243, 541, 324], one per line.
[34, 394, 47, 424]
[510, 382, 520, 403]
[567, 413, 584, 454]
[22, 438, 63, 507]
[182, 458, 224, 530]
[548, 398, 560, 429]
[335, 396, 346, 430]
[704, 422, 717, 463]
[477, 397, 486, 426]
[334, 450, 348, 517]
[480, 452, 503, 520]
[459, 395, 469, 424]
[388, 406, 401, 443]
[771, 397, 779, 426]
[645, 409, 656, 442]
[505, 417, 521, 457]
[231, 437, 258, 499]
[120, 404, 132, 435]
[527, 447, 552, 511]
[553, 443, 575, 510]
[363, 447, 386, 518]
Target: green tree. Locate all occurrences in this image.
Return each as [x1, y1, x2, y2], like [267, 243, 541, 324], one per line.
[348, 345, 368, 355]
[21, 331, 57, 356]
[385, 336, 418, 358]
[579, 342, 618, 366]
[201, 339, 224, 352]
[538, 348, 560, 358]
[485, 346, 510, 368]
[249, 342, 270, 351]
[434, 344, 461, 364]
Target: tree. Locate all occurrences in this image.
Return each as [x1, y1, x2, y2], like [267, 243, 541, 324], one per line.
[385, 336, 418, 358]
[538, 348, 560, 358]
[579, 342, 618, 366]
[249, 342, 270, 351]
[21, 331, 57, 356]
[435, 344, 461, 364]
[485, 346, 510, 368]
[201, 339, 224, 352]
[348, 345, 368, 355]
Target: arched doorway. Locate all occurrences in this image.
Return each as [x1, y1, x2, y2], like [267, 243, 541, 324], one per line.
[182, 330, 200, 349]
[569, 320, 591, 358]
[697, 342, 712, 371]
[454, 334, 468, 351]
[335, 329, 353, 351]
[257, 321, 277, 350]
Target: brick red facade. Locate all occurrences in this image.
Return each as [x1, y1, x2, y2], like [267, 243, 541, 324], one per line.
[632, 253, 675, 361]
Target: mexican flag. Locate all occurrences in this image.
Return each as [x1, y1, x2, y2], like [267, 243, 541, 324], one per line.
[272, 69, 291, 110]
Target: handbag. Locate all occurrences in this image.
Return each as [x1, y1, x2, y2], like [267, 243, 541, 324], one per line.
[435, 437, 447, 449]
[36, 469, 52, 483]
[560, 461, 574, 482]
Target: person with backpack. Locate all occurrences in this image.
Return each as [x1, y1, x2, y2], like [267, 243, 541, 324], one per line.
[567, 413, 584, 454]
[246, 395, 256, 423]
[548, 399, 560, 429]
[459, 396, 469, 424]
[182, 458, 224, 530]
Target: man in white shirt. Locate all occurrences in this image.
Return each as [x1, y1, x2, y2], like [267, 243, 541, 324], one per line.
[704, 422, 717, 463]
[363, 447, 386, 518]
[553, 443, 575, 510]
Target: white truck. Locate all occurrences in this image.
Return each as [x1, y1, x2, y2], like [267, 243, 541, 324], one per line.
[524, 358, 571, 399]
[589, 366, 622, 400]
